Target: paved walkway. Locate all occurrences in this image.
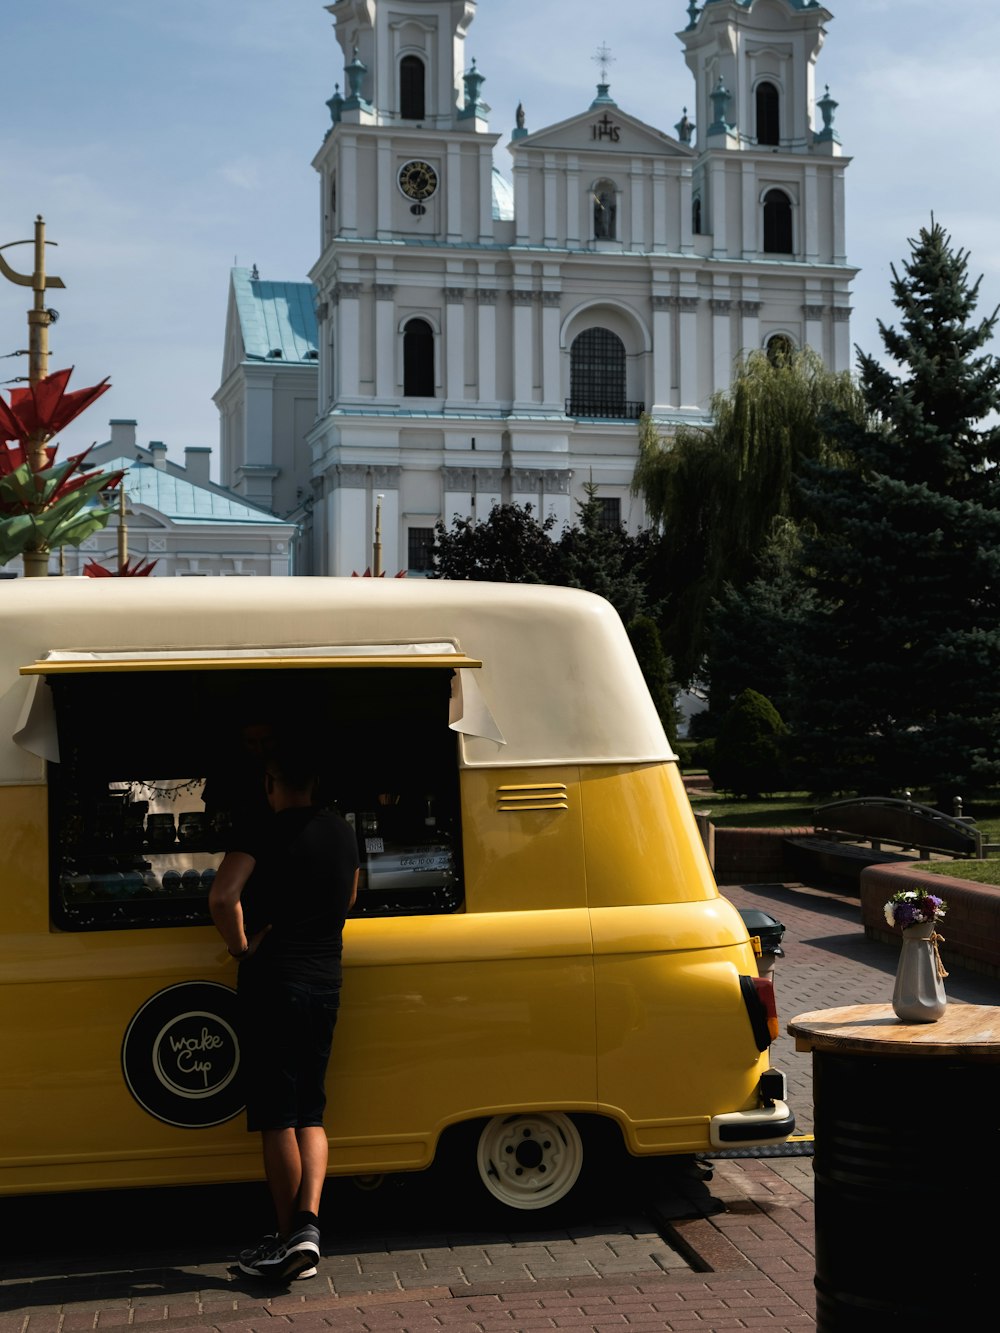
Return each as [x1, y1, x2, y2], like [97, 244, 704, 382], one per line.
[3, 882, 998, 1331]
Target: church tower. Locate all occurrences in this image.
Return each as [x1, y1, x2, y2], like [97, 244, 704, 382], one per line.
[230, 0, 854, 576]
[679, 1, 849, 365]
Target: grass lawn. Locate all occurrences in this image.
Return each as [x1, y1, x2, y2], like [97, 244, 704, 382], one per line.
[921, 859, 1000, 886]
[684, 779, 1000, 844]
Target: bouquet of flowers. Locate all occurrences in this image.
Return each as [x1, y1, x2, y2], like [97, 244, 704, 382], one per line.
[883, 888, 948, 930]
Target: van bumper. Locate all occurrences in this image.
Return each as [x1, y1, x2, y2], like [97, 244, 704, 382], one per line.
[709, 1099, 796, 1149]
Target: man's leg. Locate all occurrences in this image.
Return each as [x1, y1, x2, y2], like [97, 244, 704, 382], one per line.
[261, 1128, 303, 1237]
[294, 1124, 329, 1218]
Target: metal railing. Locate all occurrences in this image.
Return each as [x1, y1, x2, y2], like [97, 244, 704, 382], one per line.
[565, 399, 645, 420]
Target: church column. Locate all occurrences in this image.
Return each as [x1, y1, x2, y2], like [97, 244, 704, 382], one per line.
[804, 165, 819, 261]
[376, 140, 393, 238]
[540, 289, 561, 409]
[444, 285, 467, 403]
[710, 289, 733, 396]
[479, 143, 494, 242]
[327, 463, 368, 575]
[803, 297, 825, 355]
[511, 288, 535, 408]
[678, 165, 694, 254]
[651, 294, 675, 411]
[543, 154, 558, 245]
[447, 142, 463, 243]
[741, 161, 757, 257]
[542, 469, 572, 529]
[373, 283, 396, 398]
[832, 305, 852, 372]
[710, 159, 728, 257]
[565, 156, 580, 246]
[651, 161, 667, 253]
[513, 162, 531, 245]
[629, 159, 644, 251]
[443, 466, 474, 525]
[678, 288, 699, 409]
[833, 169, 847, 264]
[335, 281, 362, 398]
[340, 136, 358, 237]
[476, 288, 497, 403]
[738, 296, 761, 359]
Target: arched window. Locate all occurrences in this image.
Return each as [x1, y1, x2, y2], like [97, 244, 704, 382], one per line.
[400, 55, 425, 120]
[763, 189, 793, 254]
[692, 195, 702, 235]
[403, 318, 435, 396]
[756, 81, 780, 146]
[592, 180, 617, 240]
[766, 333, 794, 365]
[569, 327, 627, 417]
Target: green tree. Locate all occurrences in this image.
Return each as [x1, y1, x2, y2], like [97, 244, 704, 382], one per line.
[708, 688, 788, 798]
[429, 503, 560, 582]
[793, 220, 1000, 799]
[631, 350, 866, 686]
[626, 615, 679, 746]
[555, 482, 653, 624]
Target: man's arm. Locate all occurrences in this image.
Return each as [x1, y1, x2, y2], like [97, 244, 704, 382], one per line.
[208, 851, 258, 956]
[349, 867, 359, 910]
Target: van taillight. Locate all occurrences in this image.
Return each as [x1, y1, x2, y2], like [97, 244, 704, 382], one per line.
[740, 974, 779, 1050]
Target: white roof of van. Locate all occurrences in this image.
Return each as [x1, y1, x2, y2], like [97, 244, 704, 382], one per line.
[1, 579, 674, 782]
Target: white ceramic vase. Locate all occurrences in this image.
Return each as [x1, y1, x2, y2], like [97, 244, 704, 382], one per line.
[892, 919, 947, 1022]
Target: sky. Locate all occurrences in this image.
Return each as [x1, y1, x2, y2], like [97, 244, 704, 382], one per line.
[3, 0, 999, 476]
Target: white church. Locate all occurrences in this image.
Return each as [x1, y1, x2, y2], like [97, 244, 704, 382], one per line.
[215, 0, 853, 577]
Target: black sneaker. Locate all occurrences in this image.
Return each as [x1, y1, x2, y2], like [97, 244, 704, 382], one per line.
[238, 1233, 279, 1276]
[253, 1224, 321, 1282]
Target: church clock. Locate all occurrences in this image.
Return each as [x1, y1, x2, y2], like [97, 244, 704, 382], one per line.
[397, 160, 439, 201]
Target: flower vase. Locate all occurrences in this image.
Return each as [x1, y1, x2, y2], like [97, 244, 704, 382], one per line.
[892, 919, 948, 1022]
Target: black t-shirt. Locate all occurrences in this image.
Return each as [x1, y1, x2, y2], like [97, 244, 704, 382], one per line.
[237, 806, 359, 985]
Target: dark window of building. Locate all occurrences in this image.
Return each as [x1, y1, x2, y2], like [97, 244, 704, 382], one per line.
[407, 526, 435, 572]
[762, 189, 793, 254]
[756, 81, 780, 146]
[766, 333, 794, 365]
[569, 327, 628, 417]
[403, 319, 435, 396]
[400, 55, 426, 120]
[593, 180, 617, 240]
[692, 195, 702, 235]
[596, 497, 622, 531]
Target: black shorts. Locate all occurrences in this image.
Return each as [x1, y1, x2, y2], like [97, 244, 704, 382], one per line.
[237, 974, 341, 1132]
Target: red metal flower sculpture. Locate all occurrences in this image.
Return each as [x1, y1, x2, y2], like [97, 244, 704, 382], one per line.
[0, 367, 120, 573]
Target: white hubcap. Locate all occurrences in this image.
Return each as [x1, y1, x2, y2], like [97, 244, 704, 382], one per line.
[476, 1112, 584, 1210]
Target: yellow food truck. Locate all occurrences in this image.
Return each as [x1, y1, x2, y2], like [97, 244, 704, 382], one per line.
[0, 577, 792, 1212]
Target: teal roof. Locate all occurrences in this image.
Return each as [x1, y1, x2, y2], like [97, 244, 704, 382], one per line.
[232, 269, 319, 364]
[103, 459, 291, 527]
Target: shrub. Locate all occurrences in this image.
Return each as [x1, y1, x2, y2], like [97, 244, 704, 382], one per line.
[709, 689, 787, 798]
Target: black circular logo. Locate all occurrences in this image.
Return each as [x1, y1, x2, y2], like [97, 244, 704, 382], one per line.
[122, 981, 243, 1128]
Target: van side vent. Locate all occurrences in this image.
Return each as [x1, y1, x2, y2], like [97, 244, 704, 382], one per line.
[495, 783, 569, 812]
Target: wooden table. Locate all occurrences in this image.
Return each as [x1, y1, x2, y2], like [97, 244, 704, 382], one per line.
[789, 1000, 1000, 1057]
[789, 1002, 1000, 1332]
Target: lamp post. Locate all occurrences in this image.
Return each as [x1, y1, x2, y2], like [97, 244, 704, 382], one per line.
[373, 492, 384, 577]
[0, 215, 66, 576]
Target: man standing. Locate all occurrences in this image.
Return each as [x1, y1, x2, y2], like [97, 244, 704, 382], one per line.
[209, 742, 359, 1283]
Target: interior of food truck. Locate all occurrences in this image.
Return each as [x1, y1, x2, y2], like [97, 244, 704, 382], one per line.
[45, 665, 464, 931]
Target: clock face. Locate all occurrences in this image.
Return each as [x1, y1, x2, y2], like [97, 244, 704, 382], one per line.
[398, 160, 438, 201]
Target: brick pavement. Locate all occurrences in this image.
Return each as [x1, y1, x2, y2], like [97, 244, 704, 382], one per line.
[4, 882, 999, 1331]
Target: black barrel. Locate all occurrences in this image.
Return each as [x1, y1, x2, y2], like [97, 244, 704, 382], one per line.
[812, 1049, 1000, 1329]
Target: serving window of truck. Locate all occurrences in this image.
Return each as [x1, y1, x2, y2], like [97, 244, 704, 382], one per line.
[19, 644, 493, 933]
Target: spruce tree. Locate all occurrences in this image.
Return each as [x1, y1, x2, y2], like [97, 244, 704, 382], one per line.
[793, 220, 1000, 799]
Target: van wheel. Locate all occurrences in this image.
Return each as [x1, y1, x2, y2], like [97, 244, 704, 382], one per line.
[475, 1112, 584, 1211]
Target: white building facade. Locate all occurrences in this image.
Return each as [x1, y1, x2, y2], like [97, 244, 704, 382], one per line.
[219, 0, 853, 577]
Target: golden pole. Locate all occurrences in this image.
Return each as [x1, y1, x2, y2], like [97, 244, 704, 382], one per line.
[0, 215, 66, 576]
[117, 486, 128, 570]
[373, 493, 384, 577]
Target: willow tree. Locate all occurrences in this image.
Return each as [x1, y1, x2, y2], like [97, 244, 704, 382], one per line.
[632, 347, 867, 686]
